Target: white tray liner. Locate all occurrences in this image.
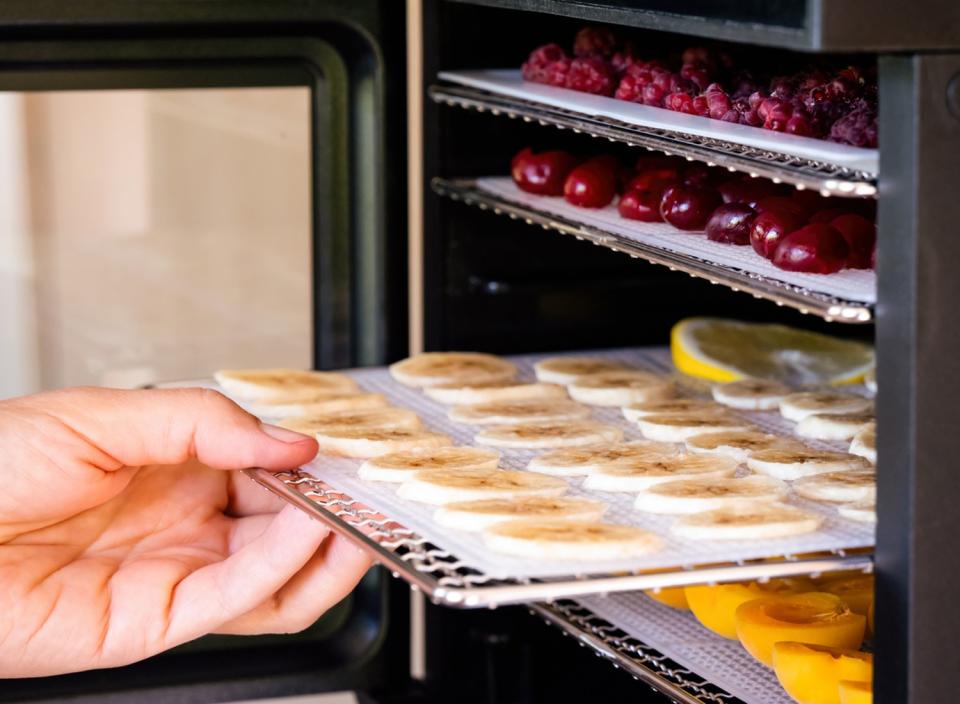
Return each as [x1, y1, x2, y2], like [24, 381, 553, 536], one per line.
[265, 348, 876, 580]
[438, 69, 879, 174]
[475, 177, 877, 305]
[576, 590, 794, 704]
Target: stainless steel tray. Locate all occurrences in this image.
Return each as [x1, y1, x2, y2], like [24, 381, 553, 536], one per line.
[432, 177, 874, 324]
[430, 83, 876, 197]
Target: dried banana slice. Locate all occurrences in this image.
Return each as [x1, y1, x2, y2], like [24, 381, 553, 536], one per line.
[247, 392, 389, 419]
[793, 470, 876, 503]
[849, 424, 877, 464]
[779, 391, 872, 423]
[474, 421, 623, 449]
[279, 407, 422, 434]
[389, 352, 517, 388]
[582, 454, 738, 492]
[746, 448, 872, 481]
[396, 468, 567, 505]
[797, 411, 875, 441]
[214, 368, 358, 401]
[425, 381, 567, 405]
[533, 356, 632, 385]
[636, 413, 754, 442]
[434, 496, 606, 532]
[633, 475, 788, 514]
[448, 399, 590, 426]
[357, 446, 500, 482]
[568, 371, 674, 407]
[314, 427, 452, 458]
[483, 520, 663, 560]
[671, 503, 822, 540]
[622, 398, 724, 422]
[526, 441, 678, 476]
[864, 367, 877, 394]
[685, 431, 806, 463]
[838, 499, 876, 524]
[712, 379, 793, 410]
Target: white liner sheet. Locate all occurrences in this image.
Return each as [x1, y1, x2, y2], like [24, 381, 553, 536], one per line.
[438, 69, 878, 174]
[475, 177, 877, 305]
[229, 348, 874, 581]
[576, 590, 794, 704]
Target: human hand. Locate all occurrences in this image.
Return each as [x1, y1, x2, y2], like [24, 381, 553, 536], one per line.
[0, 387, 371, 677]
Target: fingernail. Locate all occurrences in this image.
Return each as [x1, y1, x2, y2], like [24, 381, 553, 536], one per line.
[260, 422, 314, 444]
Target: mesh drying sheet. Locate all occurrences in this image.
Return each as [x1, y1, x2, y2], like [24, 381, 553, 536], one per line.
[231, 348, 874, 580]
[475, 177, 876, 305]
[576, 591, 794, 704]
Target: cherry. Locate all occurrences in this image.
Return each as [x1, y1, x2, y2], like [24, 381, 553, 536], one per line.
[790, 190, 829, 215]
[705, 203, 756, 245]
[563, 156, 618, 208]
[625, 170, 678, 194]
[810, 207, 853, 224]
[718, 178, 784, 209]
[830, 213, 876, 269]
[682, 166, 720, 188]
[659, 184, 722, 230]
[755, 196, 809, 220]
[619, 187, 664, 221]
[772, 224, 850, 273]
[510, 147, 579, 196]
[750, 209, 807, 259]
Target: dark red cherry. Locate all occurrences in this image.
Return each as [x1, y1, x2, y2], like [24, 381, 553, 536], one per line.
[750, 209, 807, 259]
[810, 207, 853, 224]
[705, 203, 756, 245]
[659, 184, 723, 230]
[772, 224, 850, 273]
[618, 188, 664, 221]
[510, 147, 579, 196]
[718, 178, 784, 209]
[831, 213, 876, 269]
[755, 196, 809, 220]
[563, 157, 618, 208]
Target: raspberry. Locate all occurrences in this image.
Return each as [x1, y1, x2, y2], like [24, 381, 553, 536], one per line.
[763, 101, 793, 131]
[705, 90, 732, 119]
[642, 83, 667, 106]
[741, 109, 763, 127]
[565, 56, 616, 96]
[692, 95, 710, 116]
[828, 105, 878, 148]
[522, 44, 569, 86]
[748, 90, 768, 111]
[573, 27, 619, 57]
[614, 73, 644, 102]
[681, 62, 711, 91]
[610, 41, 638, 74]
[786, 113, 813, 136]
[664, 92, 694, 113]
[720, 109, 741, 123]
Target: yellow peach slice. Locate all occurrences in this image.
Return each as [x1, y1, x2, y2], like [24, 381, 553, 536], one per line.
[772, 642, 872, 704]
[685, 578, 815, 639]
[867, 599, 874, 635]
[839, 679, 873, 704]
[823, 575, 874, 617]
[644, 586, 690, 609]
[735, 592, 866, 666]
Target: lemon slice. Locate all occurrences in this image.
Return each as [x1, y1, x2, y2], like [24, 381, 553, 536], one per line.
[671, 318, 874, 385]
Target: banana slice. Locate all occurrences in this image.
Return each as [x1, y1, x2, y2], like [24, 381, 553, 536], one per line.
[685, 431, 806, 463]
[838, 499, 876, 524]
[582, 454, 738, 492]
[533, 357, 633, 385]
[671, 502, 823, 540]
[425, 381, 567, 405]
[636, 413, 754, 442]
[779, 391, 873, 423]
[474, 421, 623, 449]
[746, 448, 872, 481]
[279, 407, 422, 434]
[396, 468, 567, 505]
[793, 470, 876, 503]
[434, 496, 606, 531]
[633, 475, 788, 514]
[247, 392, 389, 419]
[526, 441, 678, 476]
[389, 352, 517, 388]
[357, 446, 500, 482]
[448, 399, 590, 426]
[797, 411, 875, 441]
[712, 379, 793, 410]
[849, 424, 877, 464]
[314, 428, 452, 458]
[864, 367, 877, 394]
[483, 520, 663, 561]
[214, 368, 358, 401]
[568, 371, 674, 407]
[622, 398, 725, 422]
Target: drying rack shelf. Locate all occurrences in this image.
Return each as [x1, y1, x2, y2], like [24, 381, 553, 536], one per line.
[245, 467, 873, 609]
[531, 600, 740, 704]
[432, 177, 874, 324]
[430, 82, 877, 197]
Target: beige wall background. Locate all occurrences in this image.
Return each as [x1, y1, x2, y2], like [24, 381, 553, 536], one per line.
[0, 87, 312, 397]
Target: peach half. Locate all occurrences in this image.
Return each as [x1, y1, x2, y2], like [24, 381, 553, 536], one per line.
[822, 575, 874, 617]
[644, 586, 690, 609]
[735, 592, 866, 666]
[685, 578, 815, 639]
[839, 679, 873, 704]
[772, 642, 872, 704]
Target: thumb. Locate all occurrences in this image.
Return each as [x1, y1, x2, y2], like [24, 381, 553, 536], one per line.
[24, 386, 318, 472]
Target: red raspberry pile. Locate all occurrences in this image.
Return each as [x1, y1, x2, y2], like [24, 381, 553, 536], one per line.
[521, 27, 878, 148]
